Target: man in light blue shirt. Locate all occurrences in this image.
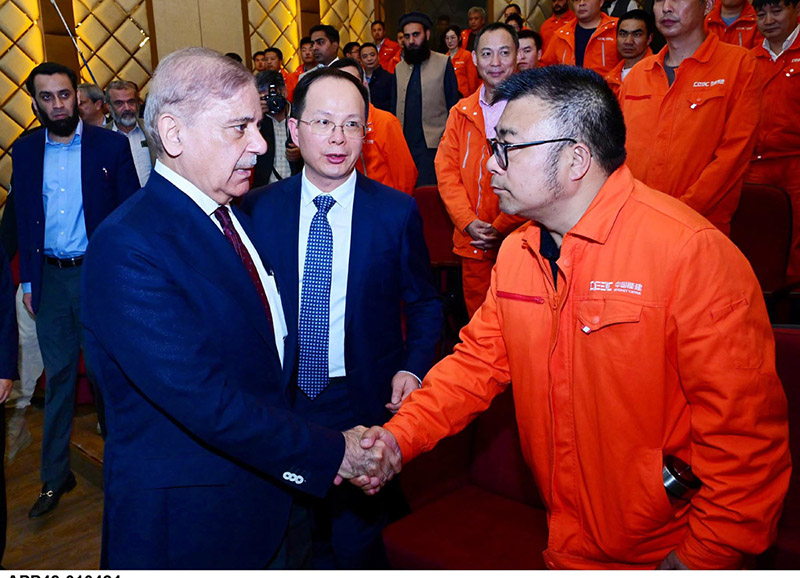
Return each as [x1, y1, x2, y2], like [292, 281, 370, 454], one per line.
[12, 62, 138, 519]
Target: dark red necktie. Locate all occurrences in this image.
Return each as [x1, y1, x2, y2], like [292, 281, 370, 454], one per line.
[213, 206, 274, 330]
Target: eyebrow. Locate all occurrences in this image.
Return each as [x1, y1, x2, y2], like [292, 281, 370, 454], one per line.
[228, 115, 256, 124]
[496, 126, 517, 138]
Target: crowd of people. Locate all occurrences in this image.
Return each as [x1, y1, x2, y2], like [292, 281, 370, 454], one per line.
[0, 0, 797, 570]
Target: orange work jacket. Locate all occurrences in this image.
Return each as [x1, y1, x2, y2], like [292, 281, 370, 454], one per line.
[750, 34, 800, 160]
[378, 38, 400, 70]
[386, 166, 790, 570]
[434, 89, 526, 262]
[450, 47, 481, 98]
[280, 68, 298, 102]
[356, 103, 418, 195]
[619, 35, 760, 235]
[705, 2, 763, 49]
[604, 49, 653, 97]
[540, 13, 620, 76]
[539, 11, 577, 49]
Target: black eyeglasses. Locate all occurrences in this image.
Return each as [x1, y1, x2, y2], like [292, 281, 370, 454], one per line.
[487, 137, 577, 170]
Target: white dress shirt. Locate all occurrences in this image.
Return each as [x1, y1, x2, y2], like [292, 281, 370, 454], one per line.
[298, 168, 356, 378]
[154, 160, 288, 366]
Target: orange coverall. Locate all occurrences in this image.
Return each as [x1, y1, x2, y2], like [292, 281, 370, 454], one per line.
[705, 2, 763, 49]
[539, 11, 577, 50]
[449, 47, 481, 98]
[540, 13, 621, 76]
[434, 89, 527, 316]
[378, 38, 400, 71]
[356, 103, 418, 195]
[745, 34, 800, 276]
[386, 165, 791, 569]
[604, 48, 653, 97]
[619, 34, 760, 235]
[280, 68, 298, 102]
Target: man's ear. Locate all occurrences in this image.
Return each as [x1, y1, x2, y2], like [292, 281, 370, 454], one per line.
[158, 114, 183, 158]
[288, 117, 300, 147]
[567, 142, 592, 182]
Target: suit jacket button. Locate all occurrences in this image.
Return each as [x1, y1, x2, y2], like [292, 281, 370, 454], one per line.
[296, 475, 304, 484]
[282, 472, 291, 480]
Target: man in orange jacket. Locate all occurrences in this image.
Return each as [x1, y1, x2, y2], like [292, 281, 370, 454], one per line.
[746, 0, 800, 276]
[540, 0, 621, 76]
[371, 21, 400, 71]
[539, 0, 577, 49]
[435, 23, 527, 316]
[705, 0, 764, 47]
[461, 6, 488, 51]
[605, 9, 654, 96]
[331, 58, 419, 195]
[619, 0, 760, 235]
[358, 66, 791, 570]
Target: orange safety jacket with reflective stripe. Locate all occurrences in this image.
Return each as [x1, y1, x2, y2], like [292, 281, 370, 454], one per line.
[386, 165, 790, 570]
[619, 34, 760, 235]
[539, 11, 577, 49]
[356, 103, 418, 195]
[705, 2, 763, 49]
[750, 34, 800, 160]
[434, 90, 527, 261]
[450, 47, 481, 98]
[540, 13, 620, 76]
[604, 48, 653, 97]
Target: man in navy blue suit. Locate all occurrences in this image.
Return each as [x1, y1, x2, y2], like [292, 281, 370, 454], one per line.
[246, 68, 442, 568]
[11, 62, 139, 519]
[81, 48, 401, 570]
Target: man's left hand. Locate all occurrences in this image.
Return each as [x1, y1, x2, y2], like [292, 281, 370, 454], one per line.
[657, 550, 689, 570]
[0, 378, 13, 404]
[385, 372, 420, 413]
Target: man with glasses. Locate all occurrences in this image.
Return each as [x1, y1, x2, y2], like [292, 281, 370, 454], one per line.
[360, 65, 790, 569]
[436, 22, 527, 317]
[246, 67, 441, 568]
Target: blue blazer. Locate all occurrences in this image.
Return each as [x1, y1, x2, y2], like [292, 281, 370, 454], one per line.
[81, 171, 345, 569]
[247, 173, 442, 427]
[11, 122, 139, 312]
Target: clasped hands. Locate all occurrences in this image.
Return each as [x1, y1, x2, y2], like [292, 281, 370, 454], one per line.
[336, 426, 401, 495]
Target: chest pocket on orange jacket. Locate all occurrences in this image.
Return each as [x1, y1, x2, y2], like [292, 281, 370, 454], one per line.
[684, 85, 726, 111]
[577, 298, 643, 335]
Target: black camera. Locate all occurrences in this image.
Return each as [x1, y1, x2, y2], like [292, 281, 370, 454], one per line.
[262, 83, 286, 116]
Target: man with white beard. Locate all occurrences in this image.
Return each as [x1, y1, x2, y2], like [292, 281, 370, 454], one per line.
[105, 80, 154, 186]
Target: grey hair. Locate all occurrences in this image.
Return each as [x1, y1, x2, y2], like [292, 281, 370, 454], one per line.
[77, 83, 104, 103]
[468, 6, 487, 18]
[104, 80, 139, 102]
[144, 47, 256, 158]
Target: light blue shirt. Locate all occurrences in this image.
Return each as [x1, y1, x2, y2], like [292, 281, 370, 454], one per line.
[43, 119, 87, 258]
[23, 120, 88, 294]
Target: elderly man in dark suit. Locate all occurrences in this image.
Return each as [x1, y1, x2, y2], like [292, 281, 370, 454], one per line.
[81, 48, 400, 570]
[12, 62, 139, 519]
[246, 67, 442, 568]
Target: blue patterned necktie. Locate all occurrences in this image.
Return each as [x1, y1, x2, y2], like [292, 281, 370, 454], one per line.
[298, 194, 336, 399]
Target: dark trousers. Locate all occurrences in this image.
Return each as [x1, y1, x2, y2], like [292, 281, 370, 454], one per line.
[35, 263, 100, 487]
[0, 409, 6, 565]
[291, 377, 405, 569]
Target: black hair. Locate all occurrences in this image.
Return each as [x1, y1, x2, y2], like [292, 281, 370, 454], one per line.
[360, 42, 378, 52]
[518, 29, 543, 51]
[291, 67, 370, 124]
[330, 57, 365, 82]
[309, 24, 340, 44]
[618, 9, 655, 37]
[255, 70, 285, 92]
[505, 13, 525, 29]
[493, 66, 626, 175]
[752, 0, 798, 9]
[474, 22, 519, 50]
[264, 47, 283, 61]
[26, 62, 78, 95]
[300, 36, 313, 47]
[343, 42, 361, 55]
[445, 24, 463, 38]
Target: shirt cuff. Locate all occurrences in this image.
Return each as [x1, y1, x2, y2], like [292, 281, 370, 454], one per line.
[397, 370, 422, 387]
[21, 283, 31, 294]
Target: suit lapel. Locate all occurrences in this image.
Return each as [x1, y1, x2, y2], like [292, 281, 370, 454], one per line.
[151, 173, 280, 362]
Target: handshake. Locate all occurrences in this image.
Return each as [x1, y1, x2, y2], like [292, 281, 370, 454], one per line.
[336, 426, 402, 495]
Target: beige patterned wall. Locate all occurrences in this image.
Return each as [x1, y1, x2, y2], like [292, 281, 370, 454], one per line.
[320, 0, 376, 48]
[72, 0, 152, 95]
[0, 0, 44, 200]
[250, 0, 302, 71]
[494, 0, 551, 31]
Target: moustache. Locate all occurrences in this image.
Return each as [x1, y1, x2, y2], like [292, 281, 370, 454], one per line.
[235, 156, 258, 170]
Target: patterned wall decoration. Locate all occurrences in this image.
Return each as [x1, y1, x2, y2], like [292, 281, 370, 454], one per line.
[249, 0, 302, 71]
[72, 0, 152, 95]
[494, 0, 551, 31]
[0, 0, 44, 200]
[319, 0, 376, 47]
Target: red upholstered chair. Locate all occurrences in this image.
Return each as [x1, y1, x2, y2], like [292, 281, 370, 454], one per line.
[730, 183, 792, 293]
[413, 186, 468, 354]
[383, 389, 549, 569]
[758, 326, 800, 568]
